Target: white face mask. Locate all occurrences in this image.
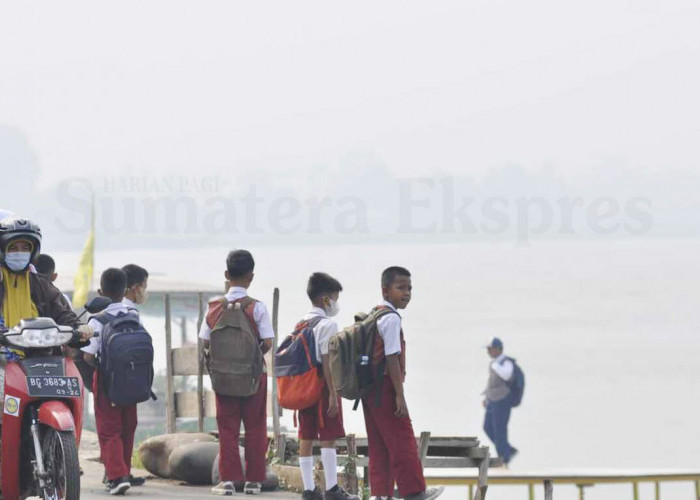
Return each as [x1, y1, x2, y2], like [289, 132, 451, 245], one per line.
[325, 298, 340, 317]
[5, 252, 31, 272]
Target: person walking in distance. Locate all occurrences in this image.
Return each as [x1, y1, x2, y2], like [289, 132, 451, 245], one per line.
[482, 337, 519, 466]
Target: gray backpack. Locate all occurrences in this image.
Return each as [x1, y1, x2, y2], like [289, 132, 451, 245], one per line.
[328, 307, 398, 408]
[206, 297, 264, 397]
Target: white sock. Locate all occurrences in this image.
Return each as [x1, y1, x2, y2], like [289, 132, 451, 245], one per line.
[299, 456, 315, 492]
[320, 448, 338, 490]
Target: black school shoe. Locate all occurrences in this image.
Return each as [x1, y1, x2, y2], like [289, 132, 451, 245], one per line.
[106, 476, 131, 495]
[324, 485, 361, 500]
[129, 475, 146, 486]
[302, 487, 324, 500]
[404, 486, 445, 500]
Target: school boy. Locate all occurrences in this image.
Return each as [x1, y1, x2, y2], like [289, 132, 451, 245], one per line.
[122, 264, 149, 310]
[297, 273, 359, 500]
[362, 267, 443, 500]
[199, 250, 274, 496]
[82, 268, 142, 495]
[34, 253, 73, 308]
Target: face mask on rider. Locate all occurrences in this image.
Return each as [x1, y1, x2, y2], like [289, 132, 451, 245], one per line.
[5, 252, 31, 272]
[324, 296, 340, 317]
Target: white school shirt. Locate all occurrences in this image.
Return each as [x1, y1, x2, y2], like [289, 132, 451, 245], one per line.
[198, 286, 275, 341]
[300, 307, 339, 360]
[81, 302, 136, 356]
[122, 297, 137, 310]
[376, 300, 402, 356]
[491, 353, 514, 381]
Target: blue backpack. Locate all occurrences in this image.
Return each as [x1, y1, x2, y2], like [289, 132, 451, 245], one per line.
[504, 357, 525, 407]
[94, 310, 155, 405]
[274, 316, 324, 410]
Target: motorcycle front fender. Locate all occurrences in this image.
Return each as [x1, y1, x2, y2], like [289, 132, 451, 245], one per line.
[37, 400, 76, 431]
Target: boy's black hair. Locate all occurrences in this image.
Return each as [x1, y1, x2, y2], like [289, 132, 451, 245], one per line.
[100, 267, 128, 296]
[381, 266, 411, 287]
[122, 264, 149, 288]
[35, 254, 56, 277]
[306, 272, 343, 302]
[226, 250, 255, 278]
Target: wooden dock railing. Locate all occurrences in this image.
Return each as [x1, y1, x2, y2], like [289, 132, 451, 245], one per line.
[424, 470, 700, 500]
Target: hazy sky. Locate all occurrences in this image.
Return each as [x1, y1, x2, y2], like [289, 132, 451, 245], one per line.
[2, 0, 699, 190]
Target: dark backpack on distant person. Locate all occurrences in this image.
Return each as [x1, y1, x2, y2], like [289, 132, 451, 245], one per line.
[504, 356, 525, 407]
[205, 297, 264, 397]
[93, 310, 155, 405]
[328, 307, 398, 409]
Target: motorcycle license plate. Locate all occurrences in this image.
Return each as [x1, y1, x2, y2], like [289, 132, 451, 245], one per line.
[26, 376, 81, 398]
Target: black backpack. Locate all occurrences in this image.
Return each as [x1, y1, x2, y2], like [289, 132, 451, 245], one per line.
[94, 310, 155, 405]
[504, 356, 525, 407]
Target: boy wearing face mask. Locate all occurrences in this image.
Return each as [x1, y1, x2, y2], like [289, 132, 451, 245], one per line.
[122, 264, 149, 310]
[297, 273, 357, 500]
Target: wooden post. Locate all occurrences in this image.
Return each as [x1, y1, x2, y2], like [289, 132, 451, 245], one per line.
[180, 316, 187, 346]
[654, 481, 660, 500]
[474, 449, 489, 500]
[695, 480, 699, 500]
[164, 294, 176, 434]
[345, 434, 359, 494]
[544, 479, 553, 500]
[196, 292, 205, 433]
[271, 288, 281, 442]
[577, 485, 585, 500]
[528, 484, 534, 500]
[363, 467, 370, 498]
[418, 432, 431, 467]
[277, 433, 287, 463]
[633, 482, 639, 500]
[468, 485, 473, 499]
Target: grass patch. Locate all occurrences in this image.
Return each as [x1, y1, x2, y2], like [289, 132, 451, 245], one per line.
[131, 446, 146, 471]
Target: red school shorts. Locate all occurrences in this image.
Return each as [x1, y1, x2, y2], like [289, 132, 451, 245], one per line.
[298, 382, 346, 441]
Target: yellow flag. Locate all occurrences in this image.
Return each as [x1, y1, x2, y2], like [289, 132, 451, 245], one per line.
[72, 198, 95, 309]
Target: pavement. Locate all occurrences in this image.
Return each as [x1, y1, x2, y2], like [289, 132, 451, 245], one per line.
[78, 431, 297, 500]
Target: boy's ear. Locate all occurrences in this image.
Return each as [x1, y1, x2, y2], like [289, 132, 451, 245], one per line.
[51, 272, 58, 282]
[381, 285, 388, 298]
[97, 288, 103, 297]
[224, 270, 230, 281]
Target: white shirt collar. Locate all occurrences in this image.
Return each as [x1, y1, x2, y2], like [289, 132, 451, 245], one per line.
[122, 297, 137, 309]
[310, 306, 327, 317]
[381, 300, 398, 312]
[227, 286, 248, 296]
[495, 353, 507, 363]
[105, 301, 128, 313]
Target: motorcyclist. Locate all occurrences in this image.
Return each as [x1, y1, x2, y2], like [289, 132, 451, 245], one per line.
[0, 217, 94, 402]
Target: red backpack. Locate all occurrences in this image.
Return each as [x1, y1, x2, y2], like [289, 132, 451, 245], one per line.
[274, 316, 325, 410]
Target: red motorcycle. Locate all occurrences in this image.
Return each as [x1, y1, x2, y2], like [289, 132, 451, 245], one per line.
[0, 298, 109, 500]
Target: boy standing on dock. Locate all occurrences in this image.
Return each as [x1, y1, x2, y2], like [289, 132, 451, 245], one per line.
[298, 273, 359, 500]
[361, 267, 443, 500]
[199, 250, 274, 496]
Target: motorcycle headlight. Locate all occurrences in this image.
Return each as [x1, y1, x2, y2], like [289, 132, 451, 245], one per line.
[5, 318, 73, 349]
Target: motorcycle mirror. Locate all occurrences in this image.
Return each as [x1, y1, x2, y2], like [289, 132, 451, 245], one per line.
[84, 296, 113, 314]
